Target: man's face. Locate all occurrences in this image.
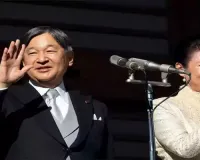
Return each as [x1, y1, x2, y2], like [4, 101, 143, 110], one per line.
[186, 51, 200, 91]
[23, 33, 73, 85]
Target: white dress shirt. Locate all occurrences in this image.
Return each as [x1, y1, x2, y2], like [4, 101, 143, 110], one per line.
[29, 80, 70, 120]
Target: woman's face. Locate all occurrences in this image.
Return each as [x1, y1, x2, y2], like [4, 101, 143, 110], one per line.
[185, 50, 200, 91]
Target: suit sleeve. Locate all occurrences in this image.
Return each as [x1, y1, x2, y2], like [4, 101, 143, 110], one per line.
[0, 89, 8, 159]
[0, 89, 8, 113]
[153, 99, 200, 158]
[0, 88, 8, 127]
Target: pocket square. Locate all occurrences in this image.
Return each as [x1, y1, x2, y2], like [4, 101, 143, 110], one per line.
[93, 114, 102, 121]
[93, 114, 97, 120]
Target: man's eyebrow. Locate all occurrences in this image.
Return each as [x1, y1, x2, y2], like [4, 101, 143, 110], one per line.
[26, 47, 36, 51]
[26, 45, 58, 51]
[46, 44, 58, 48]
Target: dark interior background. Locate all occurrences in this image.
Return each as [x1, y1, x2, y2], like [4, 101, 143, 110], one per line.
[1, 1, 200, 159]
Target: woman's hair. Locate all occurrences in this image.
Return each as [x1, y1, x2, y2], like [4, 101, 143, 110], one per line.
[21, 26, 73, 52]
[174, 35, 200, 67]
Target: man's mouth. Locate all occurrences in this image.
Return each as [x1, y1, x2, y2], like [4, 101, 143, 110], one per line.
[36, 66, 52, 72]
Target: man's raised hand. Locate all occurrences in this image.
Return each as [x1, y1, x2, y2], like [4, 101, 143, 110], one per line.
[0, 39, 32, 88]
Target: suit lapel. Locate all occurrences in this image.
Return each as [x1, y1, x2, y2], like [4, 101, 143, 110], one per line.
[11, 82, 94, 148]
[68, 91, 93, 149]
[10, 82, 66, 147]
[34, 106, 67, 147]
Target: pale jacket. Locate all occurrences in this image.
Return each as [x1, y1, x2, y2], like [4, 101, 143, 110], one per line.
[153, 86, 200, 160]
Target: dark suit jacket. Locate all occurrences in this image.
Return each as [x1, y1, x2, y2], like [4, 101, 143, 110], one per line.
[0, 82, 112, 160]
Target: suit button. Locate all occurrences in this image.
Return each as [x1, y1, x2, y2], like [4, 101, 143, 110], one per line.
[67, 148, 71, 154]
[62, 147, 71, 154]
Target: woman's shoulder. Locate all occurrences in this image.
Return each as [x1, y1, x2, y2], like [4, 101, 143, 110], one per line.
[153, 96, 183, 111]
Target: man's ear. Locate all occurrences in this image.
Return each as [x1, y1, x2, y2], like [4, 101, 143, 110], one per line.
[67, 51, 74, 67]
[175, 62, 185, 78]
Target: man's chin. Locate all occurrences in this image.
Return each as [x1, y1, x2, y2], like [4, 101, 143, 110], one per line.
[38, 78, 54, 82]
[34, 76, 55, 82]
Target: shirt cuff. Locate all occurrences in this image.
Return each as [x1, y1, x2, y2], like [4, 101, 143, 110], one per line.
[0, 87, 8, 90]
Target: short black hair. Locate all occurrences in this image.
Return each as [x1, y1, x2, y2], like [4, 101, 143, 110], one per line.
[21, 26, 73, 52]
[173, 35, 200, 67]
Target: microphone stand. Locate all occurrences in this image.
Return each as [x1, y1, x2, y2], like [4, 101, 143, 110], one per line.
[143, 70, 156, 160]
[126, 71, 170, 160]
[146, 83, 156, 160]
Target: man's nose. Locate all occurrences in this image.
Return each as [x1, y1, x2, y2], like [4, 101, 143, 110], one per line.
[37, 53, 49, 64]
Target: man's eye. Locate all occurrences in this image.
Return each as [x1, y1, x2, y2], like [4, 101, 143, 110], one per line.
[47, 50, 56, 53]
[28, 52, 37, 55]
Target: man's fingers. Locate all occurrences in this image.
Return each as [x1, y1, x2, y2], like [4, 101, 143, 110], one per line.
[13, 39, 20, 59]
[17, 44, 26, 62]
[7, 41, 15, 58]
[15, 39, 20, 50]
[1, 48, 8, 62]
[20, 65, 33, 75]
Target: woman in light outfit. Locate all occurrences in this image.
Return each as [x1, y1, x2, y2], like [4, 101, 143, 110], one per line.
[154, 37, 200, 160]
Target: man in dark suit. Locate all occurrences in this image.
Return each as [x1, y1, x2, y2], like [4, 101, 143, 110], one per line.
[0, 26, 112, 160]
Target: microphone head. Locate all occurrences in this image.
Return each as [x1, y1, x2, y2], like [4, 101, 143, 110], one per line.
[128, 58, 149, 68]
[110, 55, 127, 67]
[168, 67, 191, 75]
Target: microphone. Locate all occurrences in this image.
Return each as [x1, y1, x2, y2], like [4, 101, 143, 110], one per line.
[129, 57, 190, 75]
[110, 55, 139, 70]
[109, 55, 127, 67]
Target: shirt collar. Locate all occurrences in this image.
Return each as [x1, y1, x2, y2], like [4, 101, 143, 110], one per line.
[29, 80, 67, 98]
[55, 81, 67, 98]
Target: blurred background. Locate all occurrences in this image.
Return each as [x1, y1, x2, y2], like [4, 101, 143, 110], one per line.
[1, 1, 199, 159]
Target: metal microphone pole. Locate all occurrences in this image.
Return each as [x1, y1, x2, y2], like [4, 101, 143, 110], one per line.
[127, 71, 159, 160]
[146, 83, 156, 160]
